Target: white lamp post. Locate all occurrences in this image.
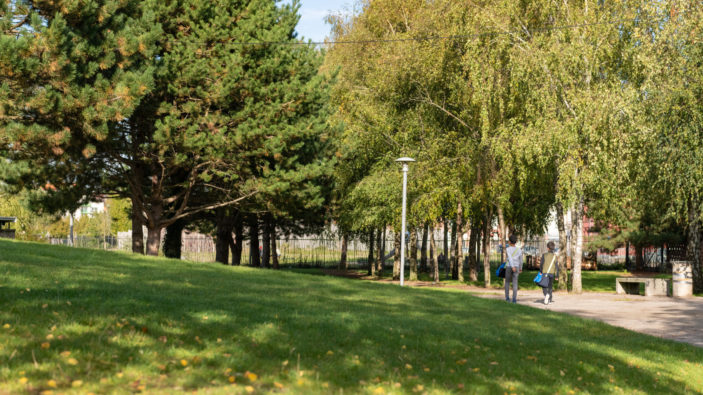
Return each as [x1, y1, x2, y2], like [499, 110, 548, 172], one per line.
[396, 157, 415, 286]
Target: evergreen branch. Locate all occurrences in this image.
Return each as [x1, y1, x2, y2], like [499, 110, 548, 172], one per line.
[162, 190, 258, 226]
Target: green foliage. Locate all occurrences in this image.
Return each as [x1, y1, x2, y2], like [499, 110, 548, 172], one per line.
[1, 0, 337, 254]
[107, 198, 131, 234]
[1, 239, 702, 393]
[0, 191, 56, 239]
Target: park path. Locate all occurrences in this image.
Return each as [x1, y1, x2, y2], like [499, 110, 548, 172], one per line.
[470, 288, 703, 348]
[325, 272, 703, 348]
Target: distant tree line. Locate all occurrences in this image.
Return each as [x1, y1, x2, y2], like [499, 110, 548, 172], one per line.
[3, 0, 703, 293]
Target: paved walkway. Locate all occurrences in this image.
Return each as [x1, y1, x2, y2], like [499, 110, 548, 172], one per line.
[473, 289, 703, 348]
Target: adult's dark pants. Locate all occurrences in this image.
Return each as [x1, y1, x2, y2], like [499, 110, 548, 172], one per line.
[542, 273, 555, 302]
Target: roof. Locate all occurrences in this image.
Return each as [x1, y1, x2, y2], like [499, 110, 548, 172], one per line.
[0, 217, 17, 222]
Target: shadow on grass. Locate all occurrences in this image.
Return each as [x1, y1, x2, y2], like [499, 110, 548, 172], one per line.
[1, 239, 702, 393]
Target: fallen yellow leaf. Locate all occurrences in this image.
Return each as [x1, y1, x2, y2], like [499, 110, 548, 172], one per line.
[18, 377, 28, 384]
[245, 371, 258, 382]
[71, 380, 83, 387]
[228, 376, 235, 383]
[373, 387, 386, 394]
[274, 382, 284, 389]
[41, 342, 50, 349]
[245, 386, 254, 393]
[67, 358, 79, 365]
[326, 350, 334, 356]
[60, 351, 71, 357]
[47, 379, 57, 388]
[3, 323, 11, 329]
[180, 359, 188, 367]
[405, 363, 413, 370]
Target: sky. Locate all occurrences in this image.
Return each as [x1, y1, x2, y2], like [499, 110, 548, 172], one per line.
[287, 0, 355, 42]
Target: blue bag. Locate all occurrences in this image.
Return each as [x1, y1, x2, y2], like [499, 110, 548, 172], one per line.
[496, 262, 506, 278]
[533, 272, 543, 284]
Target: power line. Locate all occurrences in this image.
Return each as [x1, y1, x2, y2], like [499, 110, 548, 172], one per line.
[220, 13, 673, 46]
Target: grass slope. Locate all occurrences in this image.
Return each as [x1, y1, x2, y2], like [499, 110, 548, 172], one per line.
[0, 239, 701, 394]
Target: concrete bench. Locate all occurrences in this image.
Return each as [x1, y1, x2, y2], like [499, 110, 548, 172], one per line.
[616, 277, 670, 297]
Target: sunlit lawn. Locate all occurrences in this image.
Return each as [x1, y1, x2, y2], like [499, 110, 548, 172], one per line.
[1, 239, 702, 394]
[337, 264, 680, 295]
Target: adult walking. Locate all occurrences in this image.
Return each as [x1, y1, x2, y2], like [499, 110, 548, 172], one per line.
[540, 241, 559, 305]
[504, 234, 523, 303]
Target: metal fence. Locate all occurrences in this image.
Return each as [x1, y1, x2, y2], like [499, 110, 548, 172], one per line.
[29, 234, 679, 271]
[32, 235, 378, 268]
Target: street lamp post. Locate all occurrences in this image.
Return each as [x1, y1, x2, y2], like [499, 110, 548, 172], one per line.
[396, 157, 415, 286]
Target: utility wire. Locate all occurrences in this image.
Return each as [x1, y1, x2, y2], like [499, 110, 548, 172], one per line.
[217, 13, 674, 46]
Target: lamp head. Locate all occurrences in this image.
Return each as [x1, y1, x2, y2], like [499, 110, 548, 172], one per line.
[395, 157, 416, 163]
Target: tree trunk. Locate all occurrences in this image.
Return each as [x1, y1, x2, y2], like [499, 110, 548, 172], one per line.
[455, 202, 464, 282]
[409, 229, 418, 281]
[572, 197, 584, 294]
[430, 225, 439, 283]
[145, 225, 162, 256]
[468, 220, 478, 282]
[261, 216, 271, 268]
[443, 217, 449, 277]
[367, 228, 375, 276]
[131, 198, 144, 255]
[339, 233, 348, 271]
[393, 231, 401, 280]
[497, 205, 507, 263]
[249, 214, 260, 267]
[215, 208, 232, 265]
[687, 199, 703, 293]
[483, 207, 492, 287]
[475, 221, 482, 275]
[450, 219, 457, 279]
[232, 214, 243, 265]
[376, 227, 383, 274]
[270, 222, 279, 270]
[163, 218, 185, 259]
[556, 202, 568, 289]
[635, 244, 644, 272]
[420, 223, 428, 272]
[381, 226, 387, 270]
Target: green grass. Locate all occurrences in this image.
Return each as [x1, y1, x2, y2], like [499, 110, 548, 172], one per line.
[337, 266, 680, 295]
[0, 239, 702, 394]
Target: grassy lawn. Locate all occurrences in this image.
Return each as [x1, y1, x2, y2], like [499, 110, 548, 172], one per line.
[1, 239, 702, 394]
